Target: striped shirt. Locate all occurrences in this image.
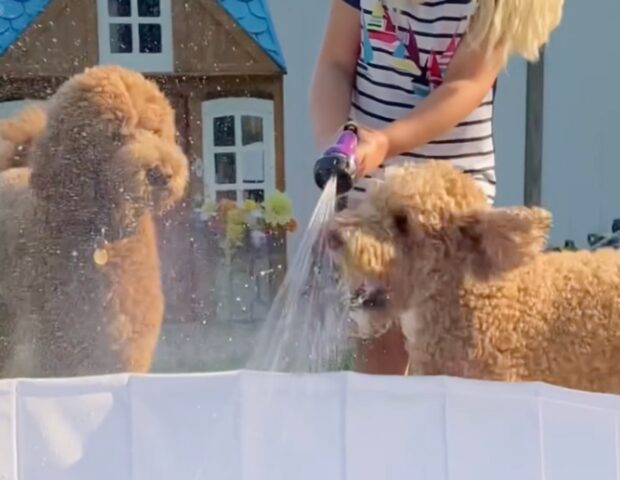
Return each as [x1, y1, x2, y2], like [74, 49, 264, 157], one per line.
[343, 0, 496, 203]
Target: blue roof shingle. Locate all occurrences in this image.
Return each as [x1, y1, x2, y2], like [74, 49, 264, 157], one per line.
[0, 0, 51, 55]
[217, 0, 286, 72]
[0, 0, 286, 72]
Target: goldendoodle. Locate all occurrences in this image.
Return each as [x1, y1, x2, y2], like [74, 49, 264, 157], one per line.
[327, 161, 620, 394]
[0, 65, 188, 378]
[0, 104, 46, 171]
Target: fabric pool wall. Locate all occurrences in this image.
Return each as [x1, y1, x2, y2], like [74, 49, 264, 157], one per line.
[3, 372, 620, 480]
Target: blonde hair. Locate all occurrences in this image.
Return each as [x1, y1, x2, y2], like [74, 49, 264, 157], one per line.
[467, 0, 564, 64]
[383, 0, 564, 65]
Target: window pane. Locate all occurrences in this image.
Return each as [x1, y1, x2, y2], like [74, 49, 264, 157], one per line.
[215, 152, 236, 184]
[110, 24, 133, 53]
[241, 115, 263, 146]
[213, 116, 235, 147]
[244, 189, 264, 203]
[138, 0, 160, 17]
[241, 150, 264, 183]
[139, 24, 162, 53]
[216, 190, 238, 202]
[108, 0, 131, 16]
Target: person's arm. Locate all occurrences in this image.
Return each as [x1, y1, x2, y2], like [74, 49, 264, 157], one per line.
[309, 0, 361, 150]
[382, 42, 505, 158]
[355, 40, 506, 175]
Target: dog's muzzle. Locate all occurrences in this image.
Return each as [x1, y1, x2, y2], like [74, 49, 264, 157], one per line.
[350, 285, 389, 310]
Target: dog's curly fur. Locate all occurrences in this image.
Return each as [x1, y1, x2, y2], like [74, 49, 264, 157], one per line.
[328, 161, 620, 394]
[0, 66, 189, 378]
[0, 104, 47, 171]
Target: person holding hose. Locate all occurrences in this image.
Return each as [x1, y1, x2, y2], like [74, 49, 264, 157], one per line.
[310, 0, 564, 374]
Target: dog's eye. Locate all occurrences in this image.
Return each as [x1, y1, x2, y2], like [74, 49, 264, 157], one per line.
[393, 212, 409, 235]
[146, 167, 169, 187]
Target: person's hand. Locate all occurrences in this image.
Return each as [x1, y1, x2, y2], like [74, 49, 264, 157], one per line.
[355, 126, 390, 177]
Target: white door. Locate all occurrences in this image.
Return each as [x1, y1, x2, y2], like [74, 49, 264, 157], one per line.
[201, 98, 276, 205]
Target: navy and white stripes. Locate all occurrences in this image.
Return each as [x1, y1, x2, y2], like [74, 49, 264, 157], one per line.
[343, 0, 497, 203]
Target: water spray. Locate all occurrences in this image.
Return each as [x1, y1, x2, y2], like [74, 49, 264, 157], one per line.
[313, 122, 359, 195]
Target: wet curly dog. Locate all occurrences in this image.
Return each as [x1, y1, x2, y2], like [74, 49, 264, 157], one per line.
[0, 66, 188, 378]
[327, 161, 620, 394]
[0, 104, 46, 171]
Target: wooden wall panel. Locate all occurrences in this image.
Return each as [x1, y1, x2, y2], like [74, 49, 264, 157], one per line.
[0, 0, 97, 77]
[172, 0, 280, 76]
[273, 76, 285, 191]
[0, 0, 281, 77]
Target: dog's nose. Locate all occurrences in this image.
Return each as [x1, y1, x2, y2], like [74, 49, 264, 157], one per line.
[326, 228, 344, 250]
[146, 167, 170, 187]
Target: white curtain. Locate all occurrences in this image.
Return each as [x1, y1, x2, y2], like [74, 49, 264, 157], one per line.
[1, 371, 619, 480]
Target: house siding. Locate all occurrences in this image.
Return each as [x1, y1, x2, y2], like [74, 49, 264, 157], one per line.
[541, 0, 620, 247]
[0, 0, 98, 77]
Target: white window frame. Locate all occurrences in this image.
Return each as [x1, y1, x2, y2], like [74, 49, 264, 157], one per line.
[96, 0, 173, 73]
[201, 98, 276, 205]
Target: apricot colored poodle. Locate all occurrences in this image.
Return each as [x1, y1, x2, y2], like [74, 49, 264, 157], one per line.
[327, 161, 620, 394]
[0, 65, 188, 378]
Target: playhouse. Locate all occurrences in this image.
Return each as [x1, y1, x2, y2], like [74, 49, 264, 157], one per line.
[0, 0, 288, 324]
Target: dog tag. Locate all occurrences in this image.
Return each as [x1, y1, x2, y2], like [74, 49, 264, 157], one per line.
[93, 247, 109, 266]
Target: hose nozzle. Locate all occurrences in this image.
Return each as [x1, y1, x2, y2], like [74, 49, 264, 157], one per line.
[313, 122, 358, 195]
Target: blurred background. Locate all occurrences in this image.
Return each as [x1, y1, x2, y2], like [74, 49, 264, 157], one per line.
[0, 0, 617, 372]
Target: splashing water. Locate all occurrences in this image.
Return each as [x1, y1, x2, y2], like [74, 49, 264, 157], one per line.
[247, 177, 353, 372]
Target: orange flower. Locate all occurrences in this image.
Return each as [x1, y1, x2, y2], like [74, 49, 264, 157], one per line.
[286, 218, 298, 233]
[216, 199, 237, 219]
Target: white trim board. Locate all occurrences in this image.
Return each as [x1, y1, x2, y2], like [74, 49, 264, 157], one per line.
[96, 0, 173, 73]
[201, 97, 276, 204]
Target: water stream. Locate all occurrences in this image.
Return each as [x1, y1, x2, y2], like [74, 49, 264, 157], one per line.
[247, 177, 354, 372]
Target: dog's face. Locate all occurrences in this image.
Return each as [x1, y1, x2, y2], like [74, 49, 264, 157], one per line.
[327, 162, 551, 319]
[30, 65, 188, 241]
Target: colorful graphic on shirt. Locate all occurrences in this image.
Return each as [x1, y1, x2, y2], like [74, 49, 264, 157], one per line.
[361, 14, 373, 67]
[367, 2, 398, 43]
[392, 28, 421, 75]
[360, 1, 461, 97]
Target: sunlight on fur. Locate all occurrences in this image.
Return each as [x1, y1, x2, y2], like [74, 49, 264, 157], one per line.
[328, 161, 620, 394]
[0, 66, 188, 378]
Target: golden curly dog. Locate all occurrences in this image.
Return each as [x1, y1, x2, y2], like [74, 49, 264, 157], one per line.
[0, 65, 188, 378]
[327, 161, 620, 394]
[0, 104, 46, 171]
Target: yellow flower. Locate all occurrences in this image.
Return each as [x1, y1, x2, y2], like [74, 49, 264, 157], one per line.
[263, 190, 293, 226]
[226, 208, 247, 247]
[242, 199, 259, 213]
[202, 200, 216, 215]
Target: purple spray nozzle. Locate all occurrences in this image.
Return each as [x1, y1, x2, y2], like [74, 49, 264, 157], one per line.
[314, 122, 359, 194]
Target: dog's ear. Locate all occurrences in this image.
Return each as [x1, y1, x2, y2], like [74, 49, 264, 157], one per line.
[457, 206, 551, 281]
[0, 105, 47, 171]
[72, 67, 139, 136]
